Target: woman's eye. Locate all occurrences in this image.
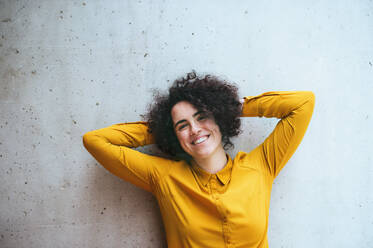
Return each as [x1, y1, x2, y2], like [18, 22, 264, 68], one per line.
[178, 124, 187, 131]
[198, 115, 206, 121]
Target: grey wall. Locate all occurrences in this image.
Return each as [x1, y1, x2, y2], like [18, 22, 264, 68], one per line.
[1, 0, 372, 247]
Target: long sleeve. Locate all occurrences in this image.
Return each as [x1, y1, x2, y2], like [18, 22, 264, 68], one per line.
[82, 121, 171, 193]
[241, 91, 315, 178]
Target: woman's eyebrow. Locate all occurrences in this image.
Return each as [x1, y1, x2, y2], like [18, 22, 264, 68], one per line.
[174, 111, 204, 128]
[193, 110, 204, 117]
[174, 119, 186, 129]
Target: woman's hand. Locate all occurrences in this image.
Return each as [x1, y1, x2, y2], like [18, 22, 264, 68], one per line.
[239, 98, 245, 113]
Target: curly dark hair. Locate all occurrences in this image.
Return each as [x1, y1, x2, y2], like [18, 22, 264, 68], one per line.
[145, 71, 242, 160]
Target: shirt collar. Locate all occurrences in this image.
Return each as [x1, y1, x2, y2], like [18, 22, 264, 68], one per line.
[191, 154, 233, 187]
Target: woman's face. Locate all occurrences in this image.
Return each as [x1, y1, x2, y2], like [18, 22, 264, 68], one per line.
[171, 101, 223, 160]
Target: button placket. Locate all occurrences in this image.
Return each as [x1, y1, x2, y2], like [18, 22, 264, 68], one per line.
[209, 175, 217, 195]
[209, 175, 232, 247]
[222, 217, 230, 244]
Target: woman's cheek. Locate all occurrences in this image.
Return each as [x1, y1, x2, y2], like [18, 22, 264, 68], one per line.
[177, 132, 188, 146]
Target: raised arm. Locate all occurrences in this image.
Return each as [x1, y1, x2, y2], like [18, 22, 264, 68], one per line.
[82, 121, 170, 193]
[241, 91, 315, 178]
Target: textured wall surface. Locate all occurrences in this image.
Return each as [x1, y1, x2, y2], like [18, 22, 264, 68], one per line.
[1, 0, 372, 247]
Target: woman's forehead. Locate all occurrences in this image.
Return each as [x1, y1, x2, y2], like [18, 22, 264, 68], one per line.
[171, 101, 199, 119]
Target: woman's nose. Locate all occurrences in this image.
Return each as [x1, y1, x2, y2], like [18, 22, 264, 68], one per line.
[190, 121, 201, 135]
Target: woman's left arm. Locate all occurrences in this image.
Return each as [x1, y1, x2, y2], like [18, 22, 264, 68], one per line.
[241, 91, 315, 178]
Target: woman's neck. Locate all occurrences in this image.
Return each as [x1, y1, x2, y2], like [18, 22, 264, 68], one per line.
[193, 146, 227, 174]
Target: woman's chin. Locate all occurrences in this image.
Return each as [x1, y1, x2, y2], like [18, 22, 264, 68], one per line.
[191, 149, 215, 160]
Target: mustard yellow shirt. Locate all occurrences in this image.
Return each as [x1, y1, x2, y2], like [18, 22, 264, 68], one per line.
[83, 91, 315, 248]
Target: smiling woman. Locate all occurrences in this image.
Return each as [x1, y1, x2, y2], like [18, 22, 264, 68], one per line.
[171, 101, 226, 173]
[82, 72, 315, 248]
[146, 72, 242, 160]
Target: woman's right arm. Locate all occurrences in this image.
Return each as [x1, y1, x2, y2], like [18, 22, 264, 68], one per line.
[82, 121, 170, 193]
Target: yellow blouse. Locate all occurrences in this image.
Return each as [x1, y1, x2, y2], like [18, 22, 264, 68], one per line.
[83, 91, 315, 248]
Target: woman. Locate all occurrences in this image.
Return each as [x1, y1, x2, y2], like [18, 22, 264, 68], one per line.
[83, 72, 315, 248]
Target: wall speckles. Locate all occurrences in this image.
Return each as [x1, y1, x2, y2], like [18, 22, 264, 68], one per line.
[1, 0, 373, 247]
[1, 18, 12, 23]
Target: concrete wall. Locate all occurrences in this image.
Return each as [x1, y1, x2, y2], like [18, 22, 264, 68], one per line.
[1, 0, 372, 247]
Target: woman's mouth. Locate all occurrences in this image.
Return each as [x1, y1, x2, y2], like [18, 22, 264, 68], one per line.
[192, 135, 210, 145]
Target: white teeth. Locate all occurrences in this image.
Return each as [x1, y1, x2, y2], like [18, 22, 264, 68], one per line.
[194, 136, 207, 144]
